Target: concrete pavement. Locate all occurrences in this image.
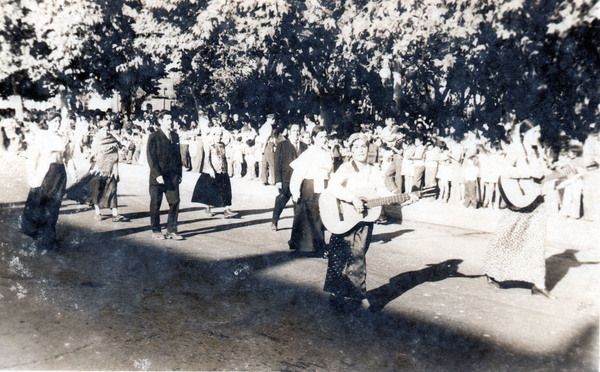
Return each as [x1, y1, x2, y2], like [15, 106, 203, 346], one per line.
[0, 153, 598, 370]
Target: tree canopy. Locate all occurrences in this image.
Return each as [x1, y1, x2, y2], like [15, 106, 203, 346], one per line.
[1, 0, 598, 141]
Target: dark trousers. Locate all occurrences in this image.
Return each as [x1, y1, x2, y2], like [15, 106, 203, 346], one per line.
[149, 184, 180, 233]
[272, 182, 292, 224]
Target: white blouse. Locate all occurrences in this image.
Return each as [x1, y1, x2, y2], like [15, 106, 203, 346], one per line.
[289, 145, 333, 200]
[28, 129, 69, 188]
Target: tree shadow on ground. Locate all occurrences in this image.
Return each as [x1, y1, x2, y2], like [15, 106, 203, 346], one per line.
[233, 207, 287, 218]
[0, 204, 596, 371]
[367, 259, 482, 312]
[179, 217, 285, 238]
[121, 206, 207, 221]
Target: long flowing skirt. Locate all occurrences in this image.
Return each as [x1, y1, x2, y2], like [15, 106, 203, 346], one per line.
[21, 163, 66, 246]
[483, 204, 547, 287]
[191, 172, 232, 207]
[65, 172, 118, 209]
[289, 180, 325, 253]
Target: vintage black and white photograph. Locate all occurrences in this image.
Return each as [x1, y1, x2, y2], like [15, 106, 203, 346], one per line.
[0, 0, 599, 370]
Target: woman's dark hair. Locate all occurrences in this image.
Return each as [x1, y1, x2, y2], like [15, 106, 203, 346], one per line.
[519, 119, 535, 138]
[311, 125, 327, 138]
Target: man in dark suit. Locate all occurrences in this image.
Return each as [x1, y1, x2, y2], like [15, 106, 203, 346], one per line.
[272, 124, 307, 230]
[147, 110, 184, 240]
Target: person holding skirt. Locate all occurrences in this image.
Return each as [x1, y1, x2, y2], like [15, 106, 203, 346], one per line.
[192, 126, 237, 218]
[288, 126, 333, 256]
[21, 111, 70, 250]
[66, 117, 128, 222]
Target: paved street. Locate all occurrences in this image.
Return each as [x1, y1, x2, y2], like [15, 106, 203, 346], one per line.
[0, 153, 598, 371]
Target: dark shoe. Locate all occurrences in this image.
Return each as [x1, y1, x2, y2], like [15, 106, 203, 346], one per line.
[165, 232, 184, 241]
[112, 215, 130, 222]
[328, 294, 347, 313]
[531, 285, 554, 299]
[152, 232, 165, 240]
[271, 222, 278, 231]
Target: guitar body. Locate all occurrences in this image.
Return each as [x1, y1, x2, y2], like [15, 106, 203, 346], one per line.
[319, 190, 382, 235]
[498, 176, 542, 211]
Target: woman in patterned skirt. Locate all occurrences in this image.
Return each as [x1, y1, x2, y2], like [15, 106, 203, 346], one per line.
[483, 120, 552, 298]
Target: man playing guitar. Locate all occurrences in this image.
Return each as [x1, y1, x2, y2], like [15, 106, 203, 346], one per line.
[322, 133, 417, 312]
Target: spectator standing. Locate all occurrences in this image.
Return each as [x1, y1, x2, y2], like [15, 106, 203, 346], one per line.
[582, 127, 600, 221]
[271, 124, 307, 231]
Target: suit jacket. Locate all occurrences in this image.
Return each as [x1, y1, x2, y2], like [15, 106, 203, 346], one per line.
[147, 129, 183, 189]
[275, 139, 307, 184]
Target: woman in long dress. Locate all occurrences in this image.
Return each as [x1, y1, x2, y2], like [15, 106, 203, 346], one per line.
[288, 126, 333, 255]
[66, 118, 128, 222]
[21, 112, 70, 250]
[483, 120, 552, 298]
[191, 126, 237, 218]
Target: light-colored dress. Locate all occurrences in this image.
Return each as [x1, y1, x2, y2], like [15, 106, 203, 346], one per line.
[483, 148, 548, 288]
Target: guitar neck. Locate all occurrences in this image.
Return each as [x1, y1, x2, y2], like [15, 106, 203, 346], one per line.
[365, 193, 412, 208]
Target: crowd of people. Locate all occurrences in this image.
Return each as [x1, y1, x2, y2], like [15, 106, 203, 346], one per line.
[2, 107, 600, 311]
[3, 109, 599, 223]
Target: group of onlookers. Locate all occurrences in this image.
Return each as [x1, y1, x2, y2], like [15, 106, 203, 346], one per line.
[3, 109, 600, 226]
[5, 107, 600, 312]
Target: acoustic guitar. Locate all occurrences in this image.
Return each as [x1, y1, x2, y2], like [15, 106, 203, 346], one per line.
[498, 166, 578, 211]
[319, 186, 438, 235]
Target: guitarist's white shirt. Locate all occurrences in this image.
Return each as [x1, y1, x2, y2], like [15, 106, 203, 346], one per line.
[326, 161, 393, 203]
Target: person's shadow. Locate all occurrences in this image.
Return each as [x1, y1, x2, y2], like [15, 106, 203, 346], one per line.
[368, 259, 480, 312]
[545, 249, 599, 291]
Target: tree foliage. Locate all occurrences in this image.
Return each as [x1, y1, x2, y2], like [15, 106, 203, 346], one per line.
[1, 0, 598, 140]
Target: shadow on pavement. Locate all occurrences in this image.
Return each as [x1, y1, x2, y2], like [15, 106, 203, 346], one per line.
[367, 259, 479, 312]
[372, 228, 415, 244]
[0, 204, 596, 371]
[545, 249, 599, 291]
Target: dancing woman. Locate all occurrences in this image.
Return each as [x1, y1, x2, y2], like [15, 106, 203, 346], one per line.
[192, 126, 237, 218]
[483, 120, 553, 298]
[288, 126, 333, 255]
[66, 117, 128, 222]
[21, 111, 70, 250]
